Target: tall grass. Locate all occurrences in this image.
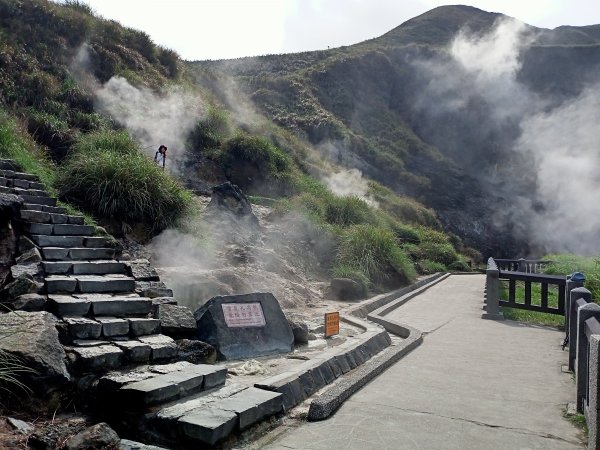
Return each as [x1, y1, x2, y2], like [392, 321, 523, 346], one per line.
[0, 109, 56, 190]
[57, 130, 192, 232]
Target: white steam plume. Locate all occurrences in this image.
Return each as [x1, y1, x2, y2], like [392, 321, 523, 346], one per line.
[411, 17, 600, 255]
[94, 77, 205, 172]
[323, 168, 378, 207]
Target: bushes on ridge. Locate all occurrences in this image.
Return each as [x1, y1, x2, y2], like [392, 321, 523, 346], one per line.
[56, 130, 191, 232]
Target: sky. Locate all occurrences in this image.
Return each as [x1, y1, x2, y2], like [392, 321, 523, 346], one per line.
[60, 0, 600, 61]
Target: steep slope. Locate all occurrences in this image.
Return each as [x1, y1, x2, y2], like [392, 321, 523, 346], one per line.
[189, 5, 600, 256]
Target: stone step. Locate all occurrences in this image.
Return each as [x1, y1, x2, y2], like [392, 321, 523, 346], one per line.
[45, 275, 136, 294]
[32, 234, 85, 247]
[61, 317, 161, 341]
[19, 195, 56, 206]
[0, 160, 20, 171]
[42, 247, 116, 261]
[0, 185, 50, 197]
[66, 336, 180, 372]
[43, 260, 127, 275]
[0, 176, 45, 190]
[53, 224, 95, 236]
[48, 294, 152, 317]
[101, 363, 227, 407]
[20, 210, 64, 224]
[154, 385, 282, 447]
[0, 169, 39, 181]
[23, 203, 68, 214]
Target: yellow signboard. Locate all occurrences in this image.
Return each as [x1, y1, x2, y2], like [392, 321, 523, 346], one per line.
[324, 311, 340, 337]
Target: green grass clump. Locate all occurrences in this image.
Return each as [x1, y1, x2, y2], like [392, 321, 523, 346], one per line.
[0, 109, 56, 189]
[334, 224, 416, 287]
[544, 254, 600, 299]
[417, 259, 446, 274]
[324, 195, 373, 226]
[188, 107, 232, 150]
[330, 264, 369, 295]
[57, 130, 191, 232]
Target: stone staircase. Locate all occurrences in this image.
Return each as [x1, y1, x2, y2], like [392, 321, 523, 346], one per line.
[1, 159, 285, 448]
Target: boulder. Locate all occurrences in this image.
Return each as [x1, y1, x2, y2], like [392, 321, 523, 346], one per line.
[0, 311, 70, 392]
[0, 193, 22, 218]
[330, 278, 366, 301]
[11, 293, 47, 311]
[194, 292, 294, 360]
[18, 235, 37, 253]
[0, 274, 39, 301]
[288, 318, 309, 345]
[64, 422, 120, 450]
[16, 247, 42, 264]
[10, 263, 41, 279]
[155, 304, 196, 337]
[125, 259, 160, 281]
[176, 339, 217, 364]
[206, 181, 256, 219]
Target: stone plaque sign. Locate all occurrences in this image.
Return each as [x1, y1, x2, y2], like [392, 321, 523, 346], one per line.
[194, 293, 294, 360]
[222, 302, 266, 328]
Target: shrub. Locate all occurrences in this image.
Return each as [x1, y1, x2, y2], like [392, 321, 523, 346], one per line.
[224, 133, 291, 175]
[330, 264, 369, 295]
[325, 195, 372, 226]
[73, 129, 139, 155]
[391, 222, 421, 244]
[57, 131, 191, 232]
[417, 260, 447, 274]
[448, 261, 472, 272]
[418, 242, 459, 266]
[335, 224, 416, 285]
[189, 107, 232, 150]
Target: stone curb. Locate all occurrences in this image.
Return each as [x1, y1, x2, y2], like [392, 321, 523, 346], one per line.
[306, 273, 451, 421]
[348, 272, 448, 319]
[254, 316, 391, 411]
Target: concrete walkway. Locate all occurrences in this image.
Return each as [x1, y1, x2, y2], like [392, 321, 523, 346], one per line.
[263, 275, 583, 449]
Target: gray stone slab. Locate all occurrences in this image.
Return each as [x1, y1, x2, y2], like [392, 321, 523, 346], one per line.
[48, 212, 68, 224]
[42, 205, 67, 214]
[98, 370, 157, 392]
[49, 295, 91, 316]
[41, 247, 69, 261]
[84, 237, 110, 248]
[138, 334, 177, 361]
[20, 210, 51, 223]
[119, 377, 179, 406]
[98, 317, 130, 337]
[155, 304, 196, 336]
[19, 195, 56, 206]
[125, 260, 160, 281]
[32, 235, 84, 248]
[23, 203, 43, 211]
[68, 215, 85, 225]
[77, 275, 135, 293]
[129, 318, 161, 336]
[69, 248, 116, 260]
[159, 368, 205, 396]
[118, 439, 168, 450]
[91, 297, 152, 316]
[136, 281, 173, 298]
[70, 345, 123, 372]
[29, 181, 45, 190]
[72, 261, 126, 275]
[42, 261, 73, 275]
[11, 293, 47, 312]
[72, 340, 109, 347]
[53, 224, 95, 236]
[46, 276, 77, 294]
[178, 408, 238, 446]
[217, 387, 283, 430]
[64, 317, 102, 339]
[23, 222, 53, 235]
[114, 340, 152, 363]
[12, 178, 30, 189]
[10, 263, 41, 279]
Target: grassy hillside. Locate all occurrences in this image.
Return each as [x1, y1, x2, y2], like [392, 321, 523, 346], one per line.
[0, 0, 480, 295]
[189, 5, 600, 258]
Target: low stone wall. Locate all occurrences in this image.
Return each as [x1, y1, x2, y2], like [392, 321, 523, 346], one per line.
[255, 316, 391, 411]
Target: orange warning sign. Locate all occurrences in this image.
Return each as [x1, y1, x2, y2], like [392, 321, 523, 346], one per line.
[324, 311, 340, 337]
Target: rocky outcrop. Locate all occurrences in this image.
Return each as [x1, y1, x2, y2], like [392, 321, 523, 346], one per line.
[64, 422, 119, 450]
[0, 193, 22, 287]
[0, 311, 70, 392]
[330, 277, 366, 301]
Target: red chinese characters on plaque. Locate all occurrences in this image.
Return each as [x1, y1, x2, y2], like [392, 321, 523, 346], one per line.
[221, 302, 266, 328]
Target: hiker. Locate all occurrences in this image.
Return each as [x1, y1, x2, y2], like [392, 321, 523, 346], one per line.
[154, 145, 167, 170]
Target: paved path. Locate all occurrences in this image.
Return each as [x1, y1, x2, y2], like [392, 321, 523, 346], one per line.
[263, 275, 582, 449]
